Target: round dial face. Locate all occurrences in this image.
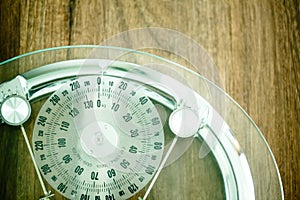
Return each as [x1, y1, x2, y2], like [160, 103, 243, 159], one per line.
[32, 75, 164, 199]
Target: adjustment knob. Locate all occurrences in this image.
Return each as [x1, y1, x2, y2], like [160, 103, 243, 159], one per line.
[0, 95, 31, 126]
[169, 107, 201, 138]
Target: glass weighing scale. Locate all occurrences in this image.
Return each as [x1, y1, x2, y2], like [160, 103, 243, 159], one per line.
[0, 45, 284, 200]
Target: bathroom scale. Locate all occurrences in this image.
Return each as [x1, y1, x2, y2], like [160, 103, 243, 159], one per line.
[0, 46, 283, 200]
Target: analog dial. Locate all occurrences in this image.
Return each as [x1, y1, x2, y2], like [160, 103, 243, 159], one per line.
[32, 75, 164, 200]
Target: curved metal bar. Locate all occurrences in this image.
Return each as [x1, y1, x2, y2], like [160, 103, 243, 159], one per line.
[1, 59, 255, 200]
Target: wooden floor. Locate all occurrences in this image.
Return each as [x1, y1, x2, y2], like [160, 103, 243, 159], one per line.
[0, 0, 299, 199]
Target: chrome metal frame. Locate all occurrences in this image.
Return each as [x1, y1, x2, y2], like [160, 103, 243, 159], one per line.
[0, 58, 255, 200]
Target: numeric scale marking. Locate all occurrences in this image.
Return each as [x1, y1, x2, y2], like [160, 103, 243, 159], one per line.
[32, 75, 164, 200]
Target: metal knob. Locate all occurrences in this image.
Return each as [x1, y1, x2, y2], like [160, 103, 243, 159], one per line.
[0, 95, 31, 126]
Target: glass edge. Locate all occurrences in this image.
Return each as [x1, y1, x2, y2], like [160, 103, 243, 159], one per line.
[0, 45, 284, 198]
[0, 45, 139, 65]
[136, 46, 285, 197]
[203, 76, 285, 197]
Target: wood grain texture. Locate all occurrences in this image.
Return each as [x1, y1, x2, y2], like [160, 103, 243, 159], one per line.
[0, 0, 299, 199]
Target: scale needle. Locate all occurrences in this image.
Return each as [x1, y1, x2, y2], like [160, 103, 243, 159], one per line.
[20, 125, 52, 199]
[141, 136, 179, 200]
